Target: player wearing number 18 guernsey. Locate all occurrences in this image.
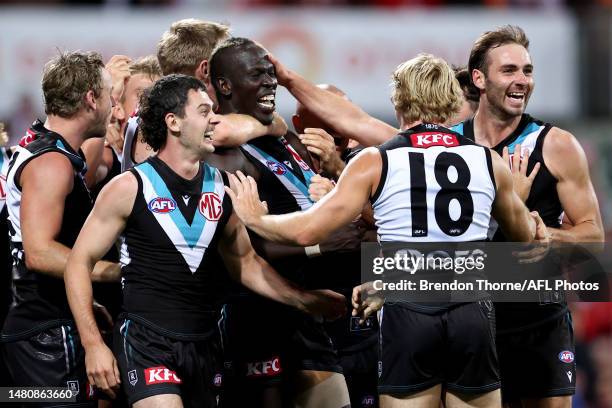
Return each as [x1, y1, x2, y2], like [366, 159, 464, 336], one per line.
[226, 54, 547, 408]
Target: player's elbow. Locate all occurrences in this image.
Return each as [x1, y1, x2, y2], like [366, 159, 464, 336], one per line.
[295, 228, 319, 247]
[24, 251, 45, 273]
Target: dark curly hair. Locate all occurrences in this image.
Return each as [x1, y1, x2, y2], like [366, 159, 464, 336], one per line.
[138, 74, 205, 151]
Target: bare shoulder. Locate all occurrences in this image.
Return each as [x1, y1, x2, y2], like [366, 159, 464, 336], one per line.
[21, 151, 74, 184]
[98, 171, 138, 198]
[543, 127, 588, 179]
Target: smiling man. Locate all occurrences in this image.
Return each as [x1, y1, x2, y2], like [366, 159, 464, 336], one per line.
[209, 38, 356, 408]
[64, 75, 345, 408]
[450, 26, 604, 408]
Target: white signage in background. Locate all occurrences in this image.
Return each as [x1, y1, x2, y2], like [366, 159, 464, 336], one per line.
[0, 8, 577, 121]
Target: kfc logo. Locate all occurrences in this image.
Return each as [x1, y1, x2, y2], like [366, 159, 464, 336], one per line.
[199, 192, 223, 221]
[144, 367, 182, 385]
[246, 357, 282, 377]
[410, 132, 459, 148]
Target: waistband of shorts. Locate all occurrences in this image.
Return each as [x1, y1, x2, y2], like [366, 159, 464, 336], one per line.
[119, 313, 217, 341]
[0, 319, 73, 342]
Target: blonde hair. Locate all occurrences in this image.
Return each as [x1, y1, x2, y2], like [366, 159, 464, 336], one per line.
[129, 55, 162, 80]
[157, 19, 230, 76]
[391, 53, 463, 124]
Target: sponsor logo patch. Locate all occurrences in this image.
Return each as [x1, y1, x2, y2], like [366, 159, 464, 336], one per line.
[559, 350, 574, 363]
[567, 371, 573, 383]
[148, 197, 177, 214]
[128, 369, 138, 386]
[246, 356, 282, 377]
[144, 366, 182, 385]
[66, 380, 79, 396]
[266, 161, 286, 175]
[199, 192, 223, 221]
[213, 373, 222, 387]
[410, 132, 459, 148]
[361, 395, 376, 407]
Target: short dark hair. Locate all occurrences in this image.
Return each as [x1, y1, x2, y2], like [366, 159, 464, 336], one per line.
[454, 66, 480, 104]
[138, 74, 205, 151]
[209, 37, 258, 96]
[468, 25, 530, 76]
[42, 51, 105, 118]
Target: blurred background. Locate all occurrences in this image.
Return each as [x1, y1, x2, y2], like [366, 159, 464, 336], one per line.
[0, 1, 610, 406]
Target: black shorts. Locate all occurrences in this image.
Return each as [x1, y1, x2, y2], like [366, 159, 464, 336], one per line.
[114, 318, 222, 408]
[339, 335, 378, 408]
[219, 299, 341, 388]
[2, 324, 98, 407]
[497, 311, 576, 401]
[378, 301, 500, 396]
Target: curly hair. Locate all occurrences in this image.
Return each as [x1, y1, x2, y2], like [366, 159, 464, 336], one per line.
[391, 53, 463, 125]
[138, 74, 205, 151]
[42, 51, 105, 118]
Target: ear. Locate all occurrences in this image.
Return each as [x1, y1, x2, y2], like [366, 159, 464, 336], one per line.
[194, 59, 208, 82]
[84, 90, 97, 111]
[165, 112, 180, 134]
[216, 78, 232, 97]
[291, 114, 304, 134]
[472, 69, 486, 91]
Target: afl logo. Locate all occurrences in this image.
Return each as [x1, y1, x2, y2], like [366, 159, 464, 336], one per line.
[199, 192, 223, 221]
[559, 351, 574, 363]
[266, 161, 286, 175]
[148, 197, 177, 214]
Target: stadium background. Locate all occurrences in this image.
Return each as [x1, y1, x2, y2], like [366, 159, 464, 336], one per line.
[0, 0, 610, 406]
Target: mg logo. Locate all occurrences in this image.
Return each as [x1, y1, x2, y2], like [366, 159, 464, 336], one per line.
[199, 192, 223, 221]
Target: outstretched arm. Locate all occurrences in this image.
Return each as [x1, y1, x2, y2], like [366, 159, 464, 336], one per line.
[219, 212, 345, 319]
[269, 54, 398, 146]
[225, 147, 381, 246]
[213, 112, 288, 147]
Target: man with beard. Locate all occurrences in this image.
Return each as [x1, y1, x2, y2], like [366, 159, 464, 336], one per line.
[64, 74, 345, 407]
[209, 38, 356, 408]
[1, 51, 120, 405]
[225, 53, 548, 408]
[450, 25, 604, 407]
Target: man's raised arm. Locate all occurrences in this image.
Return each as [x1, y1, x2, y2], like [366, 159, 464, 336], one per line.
[268, 54, 397, 146]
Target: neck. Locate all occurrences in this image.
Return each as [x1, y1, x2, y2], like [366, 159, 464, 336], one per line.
[156, 138, 200, 180]
[399, 119, 445, 131]
[472, 101, 523, 148]
[45, 114, 89, 152]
